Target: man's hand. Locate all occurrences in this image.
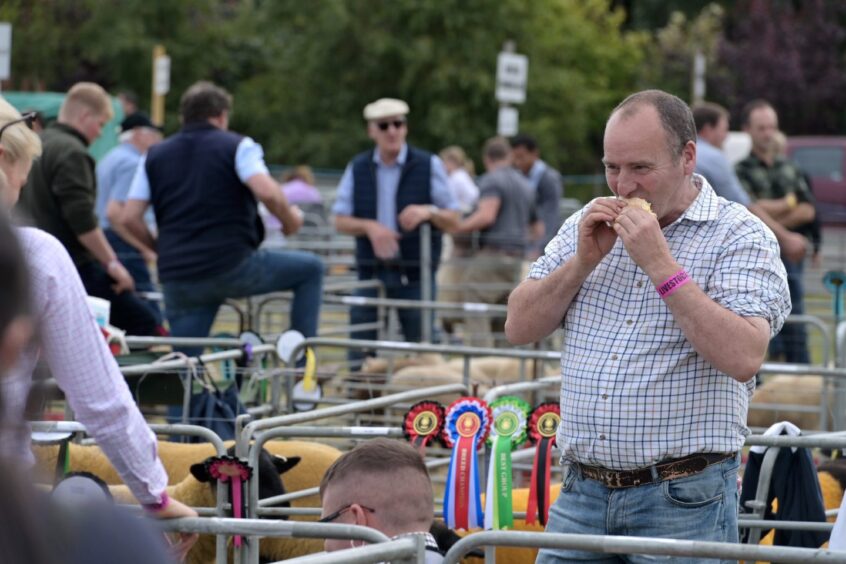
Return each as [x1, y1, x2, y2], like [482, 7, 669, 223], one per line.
[366, 222, 401, 259]
[576, 198, 626, 268]
[281, 205, 305, 236]
[780, 231, 808, 264]
[612, 205, 674, 275]
[106, 260, 135, 294]
[152, 498, 199, 562]
[398, 204, 433, 232]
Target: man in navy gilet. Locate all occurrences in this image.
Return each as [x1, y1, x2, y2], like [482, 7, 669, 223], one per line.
[119, 81, 323, 355]
[332, 98, 460, 363]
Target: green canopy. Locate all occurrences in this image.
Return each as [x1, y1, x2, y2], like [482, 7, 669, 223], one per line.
[2, 91, 124, 162]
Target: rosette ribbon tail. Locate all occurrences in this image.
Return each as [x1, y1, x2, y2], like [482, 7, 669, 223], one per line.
[231, 475, 245, 547]
[527, 436, 554, 526]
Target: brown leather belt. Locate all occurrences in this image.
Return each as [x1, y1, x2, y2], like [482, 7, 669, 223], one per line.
[574, 452, 736, 489]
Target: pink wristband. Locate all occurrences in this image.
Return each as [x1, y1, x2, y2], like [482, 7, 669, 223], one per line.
[656, 270, 690, 298]
[143, 491, 170, 513]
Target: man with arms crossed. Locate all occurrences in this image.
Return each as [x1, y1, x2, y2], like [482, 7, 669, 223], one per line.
[506, 90, 790, 562]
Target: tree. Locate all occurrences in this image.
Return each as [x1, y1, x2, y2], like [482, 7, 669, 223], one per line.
[713, 0, 846, 133]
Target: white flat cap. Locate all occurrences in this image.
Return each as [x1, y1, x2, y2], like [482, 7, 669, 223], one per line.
[363, 98, 409, 121]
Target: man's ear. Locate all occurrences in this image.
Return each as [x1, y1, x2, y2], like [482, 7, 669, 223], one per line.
[351, 503, 371, 526]
[0, 317, 32, 372]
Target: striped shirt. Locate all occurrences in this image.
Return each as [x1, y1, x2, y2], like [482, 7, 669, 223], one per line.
[528, 175, 790, 470]
[0, 227, 167, 504]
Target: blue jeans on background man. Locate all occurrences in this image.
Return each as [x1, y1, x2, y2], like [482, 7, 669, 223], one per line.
[536, 454, 740, 564]
[162, 249, 324, 358]
[105, 228, 163, 325]
[348, 269, 436, 364]
[769, 258, 810, 364]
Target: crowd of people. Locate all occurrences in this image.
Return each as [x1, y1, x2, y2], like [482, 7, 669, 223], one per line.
[0, 78, 830, 562]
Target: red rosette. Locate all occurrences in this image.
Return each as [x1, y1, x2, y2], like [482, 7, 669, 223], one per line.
[528, 402, 560, 445]
[206, 455, 253, 482]
[440, 397, 492, 450]
[403, 401, 445, 448]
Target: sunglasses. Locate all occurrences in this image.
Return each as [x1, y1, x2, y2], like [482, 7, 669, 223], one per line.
[318, 503, 375, 523]
[376, 119, 406, 132]
[0, 112, 37, 142]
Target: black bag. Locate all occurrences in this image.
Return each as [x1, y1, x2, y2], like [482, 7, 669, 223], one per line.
[185, 360, 247, 442]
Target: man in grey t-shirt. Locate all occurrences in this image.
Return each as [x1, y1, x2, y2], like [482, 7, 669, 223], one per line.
[450, 136, 538, 346]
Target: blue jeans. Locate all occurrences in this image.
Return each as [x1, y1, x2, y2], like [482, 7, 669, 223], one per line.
[348, 270, 436, 363]
[162, 249, 323, 356]
[105, 228, 163, 325]
[769, 258, 809, 364]
[536, 454, 740, 564]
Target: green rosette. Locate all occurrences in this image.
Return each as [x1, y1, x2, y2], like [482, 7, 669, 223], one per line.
[484, 396, 530, 530]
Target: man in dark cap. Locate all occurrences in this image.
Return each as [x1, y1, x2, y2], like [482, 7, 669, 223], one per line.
[96, 111, 164, 325]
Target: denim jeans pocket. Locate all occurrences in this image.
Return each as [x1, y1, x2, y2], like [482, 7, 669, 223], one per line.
[561, 465, 578, 494]
[662, 467, 725, 508]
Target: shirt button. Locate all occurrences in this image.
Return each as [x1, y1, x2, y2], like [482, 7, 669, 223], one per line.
[599, 434, 607, 440]
[602, 394, 608, 400]
[610, 354, 618, 360]
[636, 281, 643, 288]
[626, 319, 633, 325]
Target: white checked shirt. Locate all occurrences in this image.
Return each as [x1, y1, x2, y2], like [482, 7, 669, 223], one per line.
[528, 175, 790, 470]
[0, 227, 167, 504]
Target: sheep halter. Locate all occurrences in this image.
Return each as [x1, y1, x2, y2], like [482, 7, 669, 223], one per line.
[442, 397, 491, 530]
[206, 456, 253, 547]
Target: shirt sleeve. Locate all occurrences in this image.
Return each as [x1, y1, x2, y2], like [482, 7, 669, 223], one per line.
[126, 156, 151, 202]
[707, 214, 791, 337]
[710, 161, 752, 207]
[430, 156, 460, 210]
[527, 205, 585, 279]
[27, 230, 168, 503]
[110, 159, 143, 203]
[235, 137, 271, 182]
[331, 163, 354, 216]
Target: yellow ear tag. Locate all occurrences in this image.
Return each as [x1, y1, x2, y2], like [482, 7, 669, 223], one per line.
[302, 347, 317, 392]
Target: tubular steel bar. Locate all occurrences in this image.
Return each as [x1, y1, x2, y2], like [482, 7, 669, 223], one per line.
[279, 536, 424, 564]
[420, 222, 433, 343]
[120, 343, 276, 375]
[441, 531, 846, 564]
[154, 517, 390, 544]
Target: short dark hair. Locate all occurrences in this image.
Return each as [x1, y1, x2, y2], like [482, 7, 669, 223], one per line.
[510, 134, 538, 152]
[691, 102, 729, 133]
[612, 89, 696, 159]
[740, 99, 774, 127]
[319, 439, 430, 497]
[483, 136, 511, 162]
[179, 81, 232, 124]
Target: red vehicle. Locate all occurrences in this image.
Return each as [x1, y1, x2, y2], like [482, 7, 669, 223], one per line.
[787, 137, 846, 225]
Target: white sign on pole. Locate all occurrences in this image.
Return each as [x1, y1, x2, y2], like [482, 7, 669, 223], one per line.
[154, 55, 171, 95]
[497, 106, 519, 136]
[495, 51, 528, 105]
[0, 23, 12, 81]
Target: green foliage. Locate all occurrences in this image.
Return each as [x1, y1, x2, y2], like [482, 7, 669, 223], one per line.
[2, 0, 647, 173]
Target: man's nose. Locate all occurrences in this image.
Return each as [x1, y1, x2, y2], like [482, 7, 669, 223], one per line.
[615, 170, 637, 198]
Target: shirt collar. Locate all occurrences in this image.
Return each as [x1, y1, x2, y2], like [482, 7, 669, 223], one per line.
[391, 531, 440, 553]
[372, 143, 408, 167]
[51, 122, 90, 147]
[677, 174, 720, 223]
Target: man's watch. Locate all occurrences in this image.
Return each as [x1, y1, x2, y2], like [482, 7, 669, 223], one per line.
[427, 204, 439, 219]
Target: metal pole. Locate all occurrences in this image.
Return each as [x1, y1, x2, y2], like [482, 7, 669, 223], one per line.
[420, 222, 432, 343]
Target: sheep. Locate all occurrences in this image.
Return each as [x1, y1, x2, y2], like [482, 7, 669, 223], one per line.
[36, 440, 343, 563]
[747, 375, 834, 431]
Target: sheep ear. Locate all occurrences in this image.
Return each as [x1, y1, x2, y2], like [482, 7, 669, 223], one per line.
[190, 462, 212, 483]
[273, 455, 301, 475]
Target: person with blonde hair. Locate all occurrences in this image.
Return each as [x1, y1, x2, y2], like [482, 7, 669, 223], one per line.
[0, 96, 197, 560]
[439, 146, 478, 213]
[16, 82, 160, 336]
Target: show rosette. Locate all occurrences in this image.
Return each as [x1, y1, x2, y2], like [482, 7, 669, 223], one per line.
[526, 402, 561, 526]
[403, 400, 445, 452]
[484, 396, 530, 530]
[442, 397, 491, 530]
[205, 456, 253, 547]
